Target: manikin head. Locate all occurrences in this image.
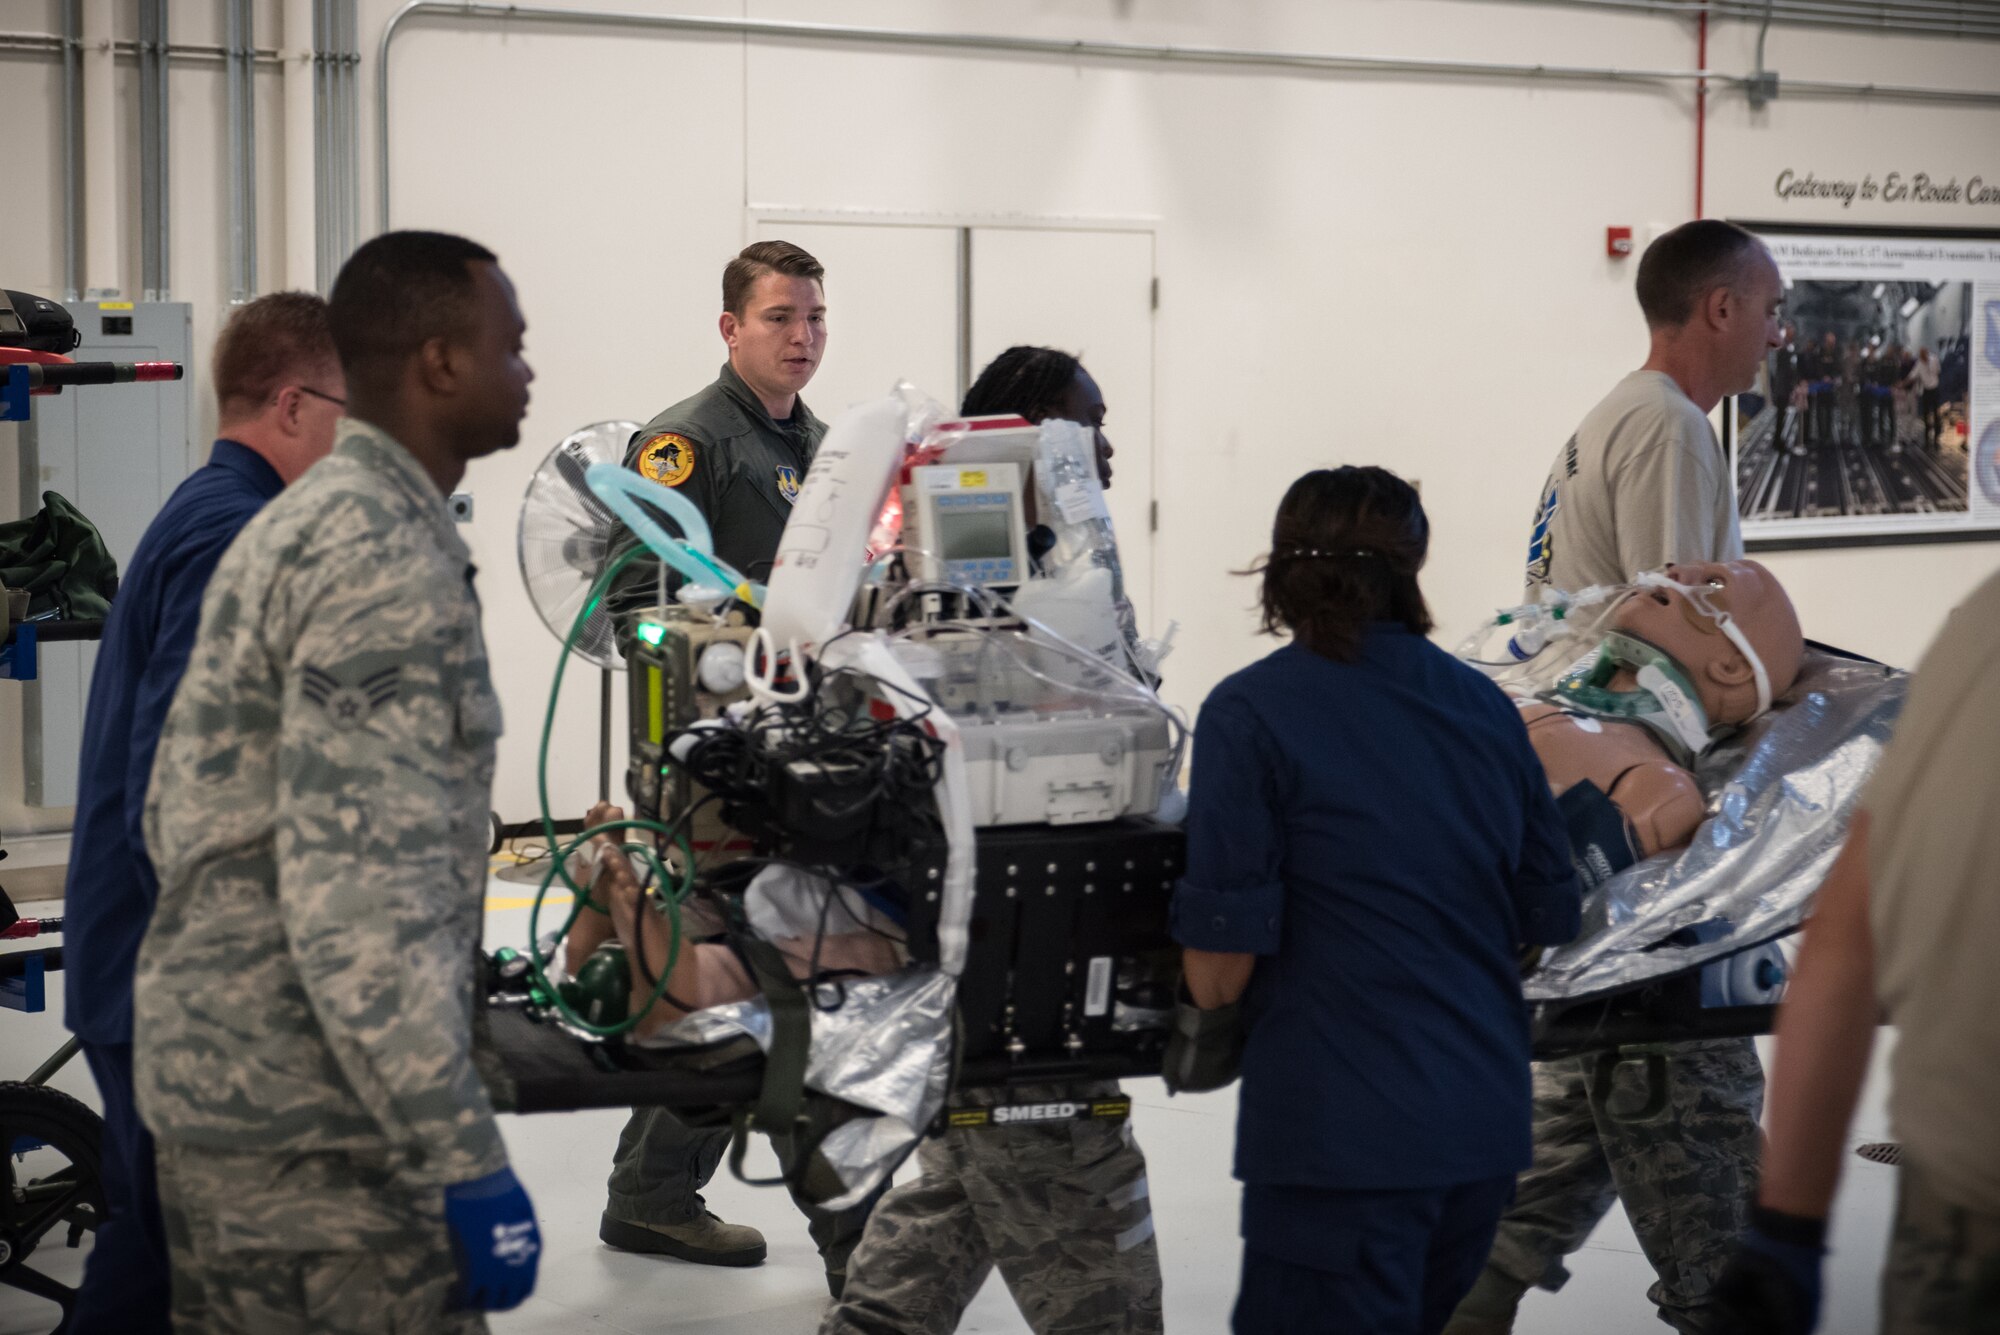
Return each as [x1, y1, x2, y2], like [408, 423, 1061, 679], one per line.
[720, 240, 826, 421]
[1611, 559, 1805, 727]
[211, 292, 343, 485]
[962, 345, 1115, 489]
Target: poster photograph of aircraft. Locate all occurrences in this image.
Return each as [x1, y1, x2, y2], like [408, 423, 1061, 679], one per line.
[1728, 221, 2000, 549]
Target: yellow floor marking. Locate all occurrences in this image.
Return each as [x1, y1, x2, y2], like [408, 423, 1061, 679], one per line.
[486, 893, 573, 911]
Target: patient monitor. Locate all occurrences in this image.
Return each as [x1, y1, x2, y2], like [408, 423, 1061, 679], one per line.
[902, 461, 1031, 589]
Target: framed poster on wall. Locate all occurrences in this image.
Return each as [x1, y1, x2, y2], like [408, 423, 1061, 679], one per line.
[1726, 220, 2000, 551]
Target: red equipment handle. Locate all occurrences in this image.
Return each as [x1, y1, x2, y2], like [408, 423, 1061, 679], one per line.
[24, 361, 183, 388]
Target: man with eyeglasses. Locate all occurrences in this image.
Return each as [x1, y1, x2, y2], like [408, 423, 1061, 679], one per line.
[62, 291, 344, 1335]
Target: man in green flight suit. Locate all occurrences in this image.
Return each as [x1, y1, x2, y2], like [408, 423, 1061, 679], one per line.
[601, 239, 858, 1284]
[622, 239, 828, 585]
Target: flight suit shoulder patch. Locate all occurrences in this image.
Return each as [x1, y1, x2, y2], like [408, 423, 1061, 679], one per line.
[636, 433, 698, 487]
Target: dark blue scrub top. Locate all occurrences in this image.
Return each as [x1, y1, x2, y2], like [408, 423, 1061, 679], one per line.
[64, 440, 284, 1045]
[1172, 630, 1580, 1192]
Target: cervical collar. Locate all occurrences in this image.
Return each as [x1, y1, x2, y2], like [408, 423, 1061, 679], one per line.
[1629, 571, 1774, 719]
[1548, 630, 1714, 763]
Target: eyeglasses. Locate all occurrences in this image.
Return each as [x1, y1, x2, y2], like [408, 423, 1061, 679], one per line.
[296, 385, 346, 409]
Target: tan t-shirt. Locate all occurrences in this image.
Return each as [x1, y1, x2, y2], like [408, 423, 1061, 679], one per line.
[1864, 568, 2000, 1214]
[1525, 370, 1744, 594]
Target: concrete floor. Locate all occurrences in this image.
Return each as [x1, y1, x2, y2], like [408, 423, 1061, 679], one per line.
[0, 877, 1901, 1334]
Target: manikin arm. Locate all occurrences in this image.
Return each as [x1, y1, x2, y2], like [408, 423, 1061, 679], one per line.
[1608, 760, 1708, 857]
[563, 802, 710, 1037]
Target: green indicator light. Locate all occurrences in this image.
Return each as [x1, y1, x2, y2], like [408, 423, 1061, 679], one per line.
[636, 622, 666, 647]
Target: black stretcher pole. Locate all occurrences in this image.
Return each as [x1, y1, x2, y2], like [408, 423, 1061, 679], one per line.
[599, 667, 613, 802]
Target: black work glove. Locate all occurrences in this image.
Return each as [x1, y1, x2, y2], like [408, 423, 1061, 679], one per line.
[1161, 988, 1243, 1095]
[1712, 1205, 1827, 1335]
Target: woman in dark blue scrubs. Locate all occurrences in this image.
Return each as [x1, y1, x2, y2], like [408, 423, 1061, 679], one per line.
[1170, 467, 1581, 1335]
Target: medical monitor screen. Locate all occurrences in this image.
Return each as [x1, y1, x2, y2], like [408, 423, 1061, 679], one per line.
[939, 507, 1015, 561]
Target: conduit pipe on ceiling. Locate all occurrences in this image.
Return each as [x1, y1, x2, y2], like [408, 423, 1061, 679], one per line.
[1695, 10, 1708, 218]
[315, 0, 360, 288]
[374, 0, 2000, 230]
[283, 0, 317, 291]
[59, 2, 82, 300]
[226, 0, 257, 304]
[0, 31, 283, 61]
[1490, 0, 2000, 39]
[315, 0, 333, 289]
[138, 0, 170, 301]
[80, 0, 118, 300]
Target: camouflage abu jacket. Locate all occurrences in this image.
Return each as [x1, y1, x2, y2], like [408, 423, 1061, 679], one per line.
[134, 419, 506, 1188]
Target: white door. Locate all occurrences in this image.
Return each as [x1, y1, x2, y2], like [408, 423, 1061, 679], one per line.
[967, 228, 1157, 635]
[750, 220, 961, 422]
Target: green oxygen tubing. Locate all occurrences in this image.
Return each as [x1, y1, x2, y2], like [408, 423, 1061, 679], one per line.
[520, 472, 760, 1039]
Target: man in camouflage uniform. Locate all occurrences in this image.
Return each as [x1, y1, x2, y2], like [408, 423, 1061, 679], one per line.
[1454, 221, 1785, 1334]
[1456, 1046, 1765, 1330]
[133, 231, 540, 1333]
[823, 1083, 1161, 1335]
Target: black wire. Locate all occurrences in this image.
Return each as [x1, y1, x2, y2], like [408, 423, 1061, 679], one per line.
[622, 850, 702, 1017]
[804, 873, 843, 1012]
[630, 660, 944, 1020]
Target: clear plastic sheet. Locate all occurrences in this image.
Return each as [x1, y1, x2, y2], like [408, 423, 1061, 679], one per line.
[1523, 648, 1908, 1001]
[631, 968, 956, 1211]
[888, 623, 1172, 725]
[1032, 420, 1151, 671]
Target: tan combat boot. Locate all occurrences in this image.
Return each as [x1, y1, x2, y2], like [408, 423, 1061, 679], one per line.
[599, 1210, 767, 1266]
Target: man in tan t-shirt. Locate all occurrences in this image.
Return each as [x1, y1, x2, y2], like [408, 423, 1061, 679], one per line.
[1712, 567, 2000, 1334]
[1452, 219, 1788, 1335]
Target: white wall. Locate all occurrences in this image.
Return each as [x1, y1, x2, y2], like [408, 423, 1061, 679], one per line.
[6, 0, 1999, 827]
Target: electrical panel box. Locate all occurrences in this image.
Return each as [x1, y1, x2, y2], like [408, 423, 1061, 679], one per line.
[15, 301, 195, 807]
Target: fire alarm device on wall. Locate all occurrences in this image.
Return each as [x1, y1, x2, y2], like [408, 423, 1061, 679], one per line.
[1607, 227, 1634, 258]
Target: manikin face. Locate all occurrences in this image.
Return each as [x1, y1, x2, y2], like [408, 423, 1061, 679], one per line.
[1612, 559, 1804, 725]
[722, 272, 826, 412]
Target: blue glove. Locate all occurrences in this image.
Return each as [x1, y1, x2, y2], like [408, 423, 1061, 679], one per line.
[1714, 1205, 1826, 1335]
[443, 1167, 542, 1312]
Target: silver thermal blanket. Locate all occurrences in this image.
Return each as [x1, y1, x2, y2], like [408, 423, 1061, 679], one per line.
[1525, 648, 1907, 1002]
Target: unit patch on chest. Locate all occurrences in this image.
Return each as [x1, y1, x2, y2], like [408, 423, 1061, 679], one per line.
[775, 465, 801, 504]
[637, 433, 697, 487]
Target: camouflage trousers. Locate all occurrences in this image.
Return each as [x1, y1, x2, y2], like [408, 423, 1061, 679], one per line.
[1882, 1159, 2000, 1334]
[154, 1143, 482, 1335]
[822, 1081, 1163, 1335]
[1462, 1038, 1764, 1334]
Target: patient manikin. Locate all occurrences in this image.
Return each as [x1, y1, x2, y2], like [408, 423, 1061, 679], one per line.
[562, 802, 902, 1039]
[1517, 560, 1805, 870]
